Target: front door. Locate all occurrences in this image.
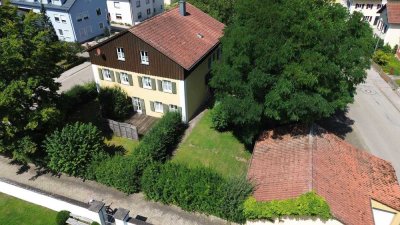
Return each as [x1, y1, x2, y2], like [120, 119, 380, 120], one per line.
[133, 97, 142, 114]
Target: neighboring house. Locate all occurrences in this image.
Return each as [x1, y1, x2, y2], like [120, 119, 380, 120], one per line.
[346, 0, 386, 27]
[376, 2, 400, 47]
[247, 125, 400, 225]
[107, 0, 164, 26]
[88, 1, 224, 122]
[10, 0, 109, 43]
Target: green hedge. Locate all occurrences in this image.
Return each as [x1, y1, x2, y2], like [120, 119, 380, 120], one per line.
[60, 82, 98, 113]
[56, 210, 70, 225]
[141, 163, 253, 223]
[98, 87, 133, 121]
[243, 192, 331, 221]
[94, 112, 186, 193]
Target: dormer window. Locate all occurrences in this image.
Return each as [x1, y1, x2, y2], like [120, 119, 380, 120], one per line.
[140, 51, 149, 65]
[117, 48, 125, 61]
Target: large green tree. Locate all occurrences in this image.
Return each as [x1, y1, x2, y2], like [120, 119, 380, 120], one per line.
[0, 2, 64, 162]
[210, 0, 375, 144]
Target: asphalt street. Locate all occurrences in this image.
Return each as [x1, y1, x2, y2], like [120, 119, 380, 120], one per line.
[56, 61, 94, 93]
[346, 68, 400, 179]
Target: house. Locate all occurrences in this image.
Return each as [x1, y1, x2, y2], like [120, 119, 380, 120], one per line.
[88, 1, 224, 122]
[376, 2, 400, 47]
[107, 0, 164, 26]
[247, 125, 400, 225]
[10, 0, 109, 43]
[346, 0, 386, 27]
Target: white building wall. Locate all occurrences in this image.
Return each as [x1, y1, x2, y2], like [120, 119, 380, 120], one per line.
[347, 0, 386, 27]
[384, 25, 400, 47]
[107, 0, 164, 25]
[47, 11, 76, 42]
[246, 218, 344, 225]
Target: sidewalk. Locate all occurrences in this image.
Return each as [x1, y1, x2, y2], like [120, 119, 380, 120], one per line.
[369, 67, 400, 113]
[0, 156, 230, 225]
[56, 61, 94, 93]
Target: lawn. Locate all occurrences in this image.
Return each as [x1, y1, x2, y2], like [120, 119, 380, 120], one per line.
[105, 136, 139, 155]
[0, 193, 57, 225]
[172, 110, 251, 178]
[382, 54, 400, 75]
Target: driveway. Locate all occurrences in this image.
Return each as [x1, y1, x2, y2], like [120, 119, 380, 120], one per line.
[345, 68, 400, 179]
[56, 61, 94, 93]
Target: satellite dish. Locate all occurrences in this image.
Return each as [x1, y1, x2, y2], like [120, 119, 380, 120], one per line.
[96, 48, 101, 56]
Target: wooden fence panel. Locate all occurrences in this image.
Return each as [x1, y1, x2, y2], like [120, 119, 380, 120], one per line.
[106, 119, 139, 140]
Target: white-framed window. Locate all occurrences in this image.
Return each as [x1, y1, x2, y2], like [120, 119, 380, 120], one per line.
[60, 15, 67, 23]
[140, 51, 149, 65]
[147, 8, 151, 15]
[99, 22, 104, 29]
[154, 101, 163, 113]
[103, 69, 112, 81]
[162, 80, 172, 93]
[146, 0, 150, 4]
[169, 104, 178, 112]
[117, 48, 125, 61]
[58, 29, 63, 35]
[142, 77, 152, 89]
[54, 15, 60, 22]
[96, 8, 102, 16]
[138, 12, 142, 19]
[83, 11, 89, 20]
[121, 73, 130, 85]
[116, 13, 122, 20]
[114, 1, 120, 8]
[366, 4, 373, 9]
[136, 0, 140, 8]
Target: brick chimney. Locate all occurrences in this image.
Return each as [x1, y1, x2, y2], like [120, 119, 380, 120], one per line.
[179, 0, 186, 16]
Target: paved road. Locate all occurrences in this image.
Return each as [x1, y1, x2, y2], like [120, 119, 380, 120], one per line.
[0, 156, 229, 225]
[345, 68, 400, 179]
[56, 61, 94, 93]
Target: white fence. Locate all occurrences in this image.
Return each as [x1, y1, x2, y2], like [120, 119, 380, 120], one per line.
[0, 179, 101, 223]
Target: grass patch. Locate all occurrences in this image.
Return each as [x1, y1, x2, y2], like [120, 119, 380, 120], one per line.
[396, 79, 400, 86]
[105, 136, 139, 155]
[0, 193, 57, 225]
[382, 54, 400, 75]
[172, 110, 251, 178]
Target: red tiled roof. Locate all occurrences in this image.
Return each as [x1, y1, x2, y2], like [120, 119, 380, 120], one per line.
[248, 125, 400, 225]
[386, 2, 400, 24]
[129, 3, 225, 70]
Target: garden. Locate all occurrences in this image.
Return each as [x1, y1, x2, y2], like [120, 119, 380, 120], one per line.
[373, 40, 400, 76]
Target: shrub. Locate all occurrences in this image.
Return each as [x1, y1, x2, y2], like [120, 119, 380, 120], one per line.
[141, 163, 253, 223]
[243, 192, 332, 221]
[60, 82, 98, 113]
[56, 210, 70, 225]
[91, 222, 100, 225]
[94, 112, 186, 193]
[211, 103, 230, 131]
[94, 156, 140, 193]
[98, 87, 133, 121]
[44, 122, 107, 177]
[373, 50, 390, 66]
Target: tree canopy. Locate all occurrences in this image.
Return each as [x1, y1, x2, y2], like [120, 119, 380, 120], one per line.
[210, 0, 375, 144]
[0, 2, 65, 162]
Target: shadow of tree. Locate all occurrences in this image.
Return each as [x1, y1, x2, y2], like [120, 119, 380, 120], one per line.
[317, 109, 354, 139]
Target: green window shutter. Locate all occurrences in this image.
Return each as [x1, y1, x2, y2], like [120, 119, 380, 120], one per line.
[172, 82, 177, 94]
[98, 68, 104, 80]
[150, 101, 155, 112]
[116, 72, 121, 83]
[178, 107, 182, 115]
[128, 74, 133, 86]
[157, 80, 163, 92]
[138, 76, 143, 88]
[140, 99, 146, 115]
[110, 70, 115, 82]
[132, 97, 138, 111]
[163, 104, 169, 113]
[151, 79, 156, 90]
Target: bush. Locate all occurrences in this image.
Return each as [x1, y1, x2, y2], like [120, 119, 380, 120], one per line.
[141, 163, 253, 223]
[98, 87, 133, 121]
[243, 192, 331, 221]
[56, 210, 70, 225]
[373, 50, 390, 66]
[60, 82, 98, 113]
[44, 122, 107, 178]
[94, 112, 186, 193]
[211, 103, 230, 131]
[91, 222, 100, 225]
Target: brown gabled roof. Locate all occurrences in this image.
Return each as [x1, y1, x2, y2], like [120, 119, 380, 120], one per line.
[128, 3, 225, 70]
[380, 2, 400, 24]
[248, 125, 400, 225]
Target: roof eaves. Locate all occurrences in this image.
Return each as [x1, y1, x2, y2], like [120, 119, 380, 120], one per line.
[87, 30, 130, 52]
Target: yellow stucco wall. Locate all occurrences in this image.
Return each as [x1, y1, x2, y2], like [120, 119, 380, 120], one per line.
[371, 200, 400, 225]
[92, 65, 182, 119]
